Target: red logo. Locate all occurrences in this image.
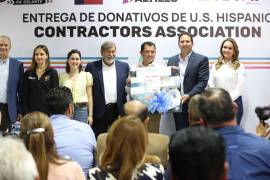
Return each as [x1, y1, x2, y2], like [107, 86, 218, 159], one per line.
[75, 0, 103, 5]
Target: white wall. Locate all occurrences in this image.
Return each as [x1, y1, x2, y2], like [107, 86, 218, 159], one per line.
[1, 0, 269, 133]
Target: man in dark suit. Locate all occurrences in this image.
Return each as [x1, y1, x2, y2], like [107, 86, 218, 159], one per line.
[0, 35, 23, 132]
[85, 41, 129, 137]
[167, 32, 209, 130]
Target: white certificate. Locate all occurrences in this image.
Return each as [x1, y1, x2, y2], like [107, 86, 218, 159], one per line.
[135, 66, 171, 78]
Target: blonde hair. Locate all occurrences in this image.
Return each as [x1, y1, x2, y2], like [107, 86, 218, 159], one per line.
[20, 112, 64, 180]
[101, 116, 148, 180]
[215, 38, 240, 70]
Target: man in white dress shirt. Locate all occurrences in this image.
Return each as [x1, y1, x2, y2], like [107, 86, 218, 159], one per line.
[129, 41, 165, 133]
[0, 35, 23, 132]
[85, 41, 130, 137]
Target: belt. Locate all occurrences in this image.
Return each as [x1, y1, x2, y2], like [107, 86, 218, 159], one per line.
[74, 102, 87, 108]
[105, 103, 117, 109]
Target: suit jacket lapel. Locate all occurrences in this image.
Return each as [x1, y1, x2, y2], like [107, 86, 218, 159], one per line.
[174, 56, 180, 67]
[97, 60, 105, 97]
[8, 59, 15, 92]
[115, 61, 120, 94]
[184, 52, 194, 81]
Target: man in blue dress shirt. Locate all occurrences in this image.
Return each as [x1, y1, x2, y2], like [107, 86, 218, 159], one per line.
[47, 86, 96, 177]
[199, 88, 270, 180]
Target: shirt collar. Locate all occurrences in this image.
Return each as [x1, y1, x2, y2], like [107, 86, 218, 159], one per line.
[179, 51, 192, 62]
[137, 59, 156, 67]
[50, 114, 70, 121]
[215, 125, 243, 134]
[0, 58, 9, 65]
[102, 59, 115, 69]
[30, 66, 51, 74]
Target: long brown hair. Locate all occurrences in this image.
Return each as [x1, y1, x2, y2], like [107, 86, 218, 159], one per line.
[101, 116, 148, 180]
[215, 38, 240, 70]
[20, 112, 64, 180]
[29, 45, 50, 70]
[65, 49, 82, 73]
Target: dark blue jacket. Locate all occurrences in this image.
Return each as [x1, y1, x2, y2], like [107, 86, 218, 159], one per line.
[85, 60, 129, 119]
[7, 58, 24, 122]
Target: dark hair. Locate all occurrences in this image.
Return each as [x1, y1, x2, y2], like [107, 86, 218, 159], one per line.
[140, 41, 156, 52]
[137, 107, 148, 122]
[169, 126, 226, 180]
[29, 45, 50, 70]
[47, 86, 73, 115]
[198, 88, 235, 125]
[65, 49, 82, 73]
[178, 32, 193, 44]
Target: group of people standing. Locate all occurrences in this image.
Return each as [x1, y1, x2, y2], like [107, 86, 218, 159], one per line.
[169, 32, 245, 129]
[23, 46, 94, 125]
[128, 32, 245, 131]
[0, 32, 245, 136]
[0, 32, 253, 180]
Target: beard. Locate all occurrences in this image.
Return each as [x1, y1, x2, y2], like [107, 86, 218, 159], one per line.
[103, 57, 115, 65]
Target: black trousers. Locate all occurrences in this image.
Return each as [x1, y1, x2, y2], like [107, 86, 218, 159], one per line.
[235, 96, 243, 124]
[173, 103, 189, 131]
[0, 103, 11, 132]
[92, 103, 118, 138]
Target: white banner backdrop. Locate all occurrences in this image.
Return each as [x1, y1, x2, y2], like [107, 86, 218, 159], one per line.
[1, 0, 270, 133]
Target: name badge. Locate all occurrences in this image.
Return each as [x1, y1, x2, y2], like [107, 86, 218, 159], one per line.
[28, 76, 36, 80]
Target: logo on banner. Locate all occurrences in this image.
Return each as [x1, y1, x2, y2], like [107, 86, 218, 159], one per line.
[123, 0, 177, 4]
[4, 0, 52, 5]
[74, 0, 103, 5]
[198, 0, 259, 2]
[123, 0, 133, 4]
[197, 0, 259, 4]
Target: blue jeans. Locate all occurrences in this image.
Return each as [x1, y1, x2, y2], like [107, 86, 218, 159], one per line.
[73, 106, 88, 124]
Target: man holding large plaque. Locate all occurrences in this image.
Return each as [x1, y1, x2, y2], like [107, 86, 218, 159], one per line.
[168, 32, 209, 130]
[129, 41, 163, 133]
[130, 41, 180, 133]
